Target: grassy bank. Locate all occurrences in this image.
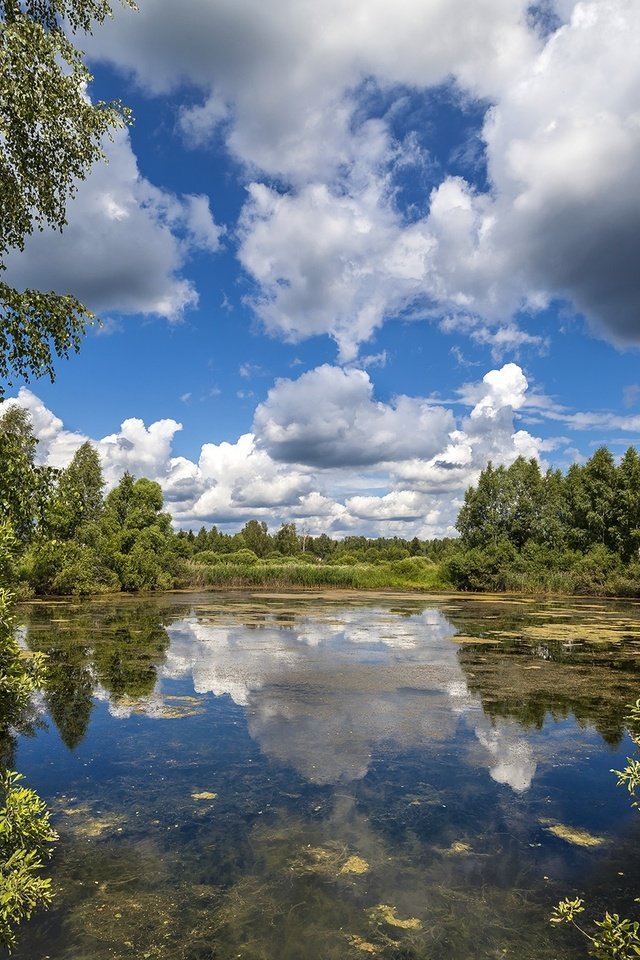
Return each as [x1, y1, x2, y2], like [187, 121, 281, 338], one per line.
[176, 555, 451, 592]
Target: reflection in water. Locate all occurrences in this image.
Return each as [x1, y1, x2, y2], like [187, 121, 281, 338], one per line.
[163, 605, 537, 792]
[23, 601, 174, 747]
[9, 593, 640, 960]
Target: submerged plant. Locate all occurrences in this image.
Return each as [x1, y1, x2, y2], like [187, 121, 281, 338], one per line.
[551, 698, 640, 959]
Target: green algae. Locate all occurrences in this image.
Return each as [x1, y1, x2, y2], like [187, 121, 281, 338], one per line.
[540, 819, 605, 847]
[367, 903, 422, 929]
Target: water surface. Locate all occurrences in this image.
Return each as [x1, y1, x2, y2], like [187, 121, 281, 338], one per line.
[9, 592, 640, 960]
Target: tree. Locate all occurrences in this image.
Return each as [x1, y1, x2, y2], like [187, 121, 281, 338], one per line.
[456, 462, 509, 548]
[240, 520, 271, 558]
[274, 522, 299, 556]
[0, 403, 56, 543]
[48, 440, 104, 539]
[103, 475, 179, 591]
[0, 405, 37, 541]
[566, 449, 618, 551]
[0, 0, 134, 396]
[614, 447, 640, 563]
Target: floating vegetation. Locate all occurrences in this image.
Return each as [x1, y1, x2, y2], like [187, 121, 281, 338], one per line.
[449, 634, 501, 644]
[367, 903, 422, 930]
[191, 791, 218, 801]
[346, 934, 378, 953]
[443, 840, 473, 856]
[288, 842, 369, 881]
[340, 855, 370, 875]
[540, 819, 605, 847]
[514, 622, 640, 644]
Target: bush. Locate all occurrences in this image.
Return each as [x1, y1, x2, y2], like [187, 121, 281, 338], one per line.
[224, 549, 259, 565]
[445, 540, 518, 591]
[191, 549, 222, 564]
[0, 772, 58, 953]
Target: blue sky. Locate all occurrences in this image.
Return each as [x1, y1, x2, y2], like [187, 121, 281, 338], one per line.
[4, 0, 640, 537]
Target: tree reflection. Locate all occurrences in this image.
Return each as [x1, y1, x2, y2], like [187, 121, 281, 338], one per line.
[24, 602, 176, 746]
[456, 640, 639, 747]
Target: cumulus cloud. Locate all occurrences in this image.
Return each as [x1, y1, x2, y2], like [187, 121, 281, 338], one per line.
[98, 417, 184, 486]
[10, 388, 88, 468]
[81, 0, 640, 355]
[253, 364, 455, 467]
[3, 128, 223, 320]
[4, 363, 550, 538]
[84, 0, 537, 178]
[480, 0, 640, 345]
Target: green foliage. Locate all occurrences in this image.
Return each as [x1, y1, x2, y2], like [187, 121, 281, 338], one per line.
[239, 520, 271, 558]
[0, 521, 56, 952]
[48, 441, 104, 539]
[19, 537, 118, 596]
[451, 447, 640, 596]
[224, 548, 259, 565]
[0, 771, 58, 953]
[0, 0, 135, 395]
[274, 522, 300, 556]
[445, 539, 518, 592]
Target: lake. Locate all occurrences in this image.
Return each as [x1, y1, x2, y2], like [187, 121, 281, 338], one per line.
[8, 591, 640, 960]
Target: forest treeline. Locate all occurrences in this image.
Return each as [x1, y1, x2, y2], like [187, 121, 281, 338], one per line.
[2, 402, 640, 596]
[451, 447, 640, 595]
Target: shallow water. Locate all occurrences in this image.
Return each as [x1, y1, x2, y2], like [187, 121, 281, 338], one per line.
[7, 592, 640, 960]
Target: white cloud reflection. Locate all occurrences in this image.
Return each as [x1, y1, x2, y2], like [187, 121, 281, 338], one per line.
[142, 603, 536, 791]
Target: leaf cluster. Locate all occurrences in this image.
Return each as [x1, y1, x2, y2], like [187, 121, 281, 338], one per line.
[0, 0, 135, 396]
[0, 771, 58, 953]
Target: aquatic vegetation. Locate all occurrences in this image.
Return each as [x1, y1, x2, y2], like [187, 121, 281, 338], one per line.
[346, 933, 378, 953]
[288, 842, 369, 880]
[340, 855, 370, 875]
[367, 903, 422, 930]
[442, 840, 473, 856]
[540, 820, 605, 848]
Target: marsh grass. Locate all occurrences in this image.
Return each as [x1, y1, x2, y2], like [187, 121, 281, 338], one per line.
[180, 556, 450, 592]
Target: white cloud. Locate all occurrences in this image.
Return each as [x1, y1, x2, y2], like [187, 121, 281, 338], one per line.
[85, 0, 537, 178]
[3, 128, 222, 321]
[4, 363, 549, 538]
[253, 364, 455, 467]
[98, 417, 184, 486]
[9, 388, 88, 468]
[81, 0, 640, 355]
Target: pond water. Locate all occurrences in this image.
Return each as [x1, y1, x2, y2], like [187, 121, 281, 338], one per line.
[7, 591, 640, 960]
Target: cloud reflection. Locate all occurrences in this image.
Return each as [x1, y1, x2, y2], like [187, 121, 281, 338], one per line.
[159, 604, 536, 791]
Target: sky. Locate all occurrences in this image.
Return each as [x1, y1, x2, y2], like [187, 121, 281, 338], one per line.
[3, 0, 640, 538]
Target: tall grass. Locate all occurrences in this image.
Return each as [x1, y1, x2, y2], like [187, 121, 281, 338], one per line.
[180, 556, 451, 591]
